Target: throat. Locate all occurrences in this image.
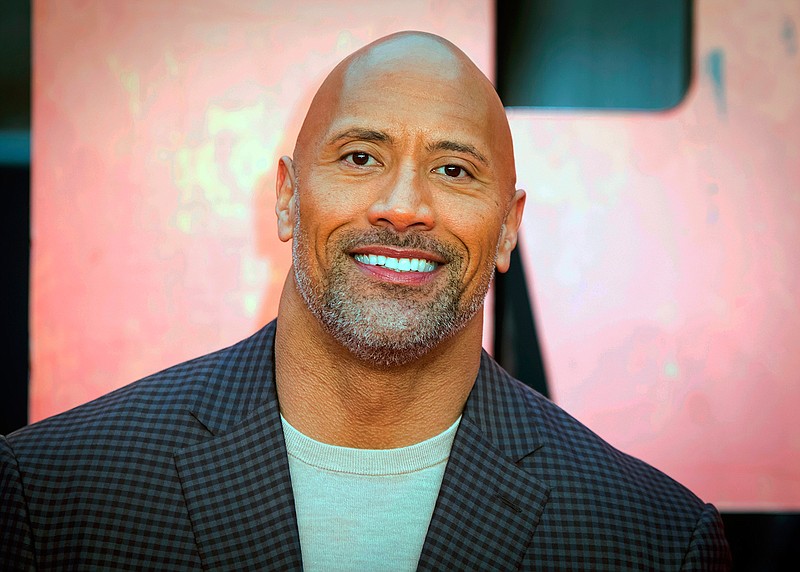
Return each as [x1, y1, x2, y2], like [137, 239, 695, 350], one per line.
[274, 271, 482, 448]
[282, 355, 460, 449]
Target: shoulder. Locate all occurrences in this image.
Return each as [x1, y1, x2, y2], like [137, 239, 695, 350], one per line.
[0, 324, 283, 570]
[478, 354, 705, 511]
[476, 355, 731, 568]
[4, 322, 276, 462]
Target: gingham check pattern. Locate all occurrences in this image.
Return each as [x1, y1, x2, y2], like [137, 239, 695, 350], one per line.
[1, 321, 731, 570]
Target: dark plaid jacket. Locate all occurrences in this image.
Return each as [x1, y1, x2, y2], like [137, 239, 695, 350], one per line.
[1, 320, 731, 570]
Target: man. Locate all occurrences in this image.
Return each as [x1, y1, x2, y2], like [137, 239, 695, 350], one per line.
[2, 32, 730, 570]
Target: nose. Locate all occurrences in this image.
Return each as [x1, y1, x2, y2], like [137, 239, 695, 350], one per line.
[366, 164, 435, 232]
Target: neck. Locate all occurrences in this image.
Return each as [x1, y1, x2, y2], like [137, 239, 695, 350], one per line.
[274, 271, 482, 449]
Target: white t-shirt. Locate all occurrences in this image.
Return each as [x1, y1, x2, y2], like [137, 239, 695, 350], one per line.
[281, 414, 461, 572]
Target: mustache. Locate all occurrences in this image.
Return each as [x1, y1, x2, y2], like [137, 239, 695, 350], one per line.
[336, 227, 457, 263]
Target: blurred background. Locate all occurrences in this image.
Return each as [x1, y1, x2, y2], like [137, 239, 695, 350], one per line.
[1, 1, 798, 568]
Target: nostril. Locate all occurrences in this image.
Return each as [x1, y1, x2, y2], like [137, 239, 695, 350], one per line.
[368, 201, 435, 232]
[373, 217, 431, 232]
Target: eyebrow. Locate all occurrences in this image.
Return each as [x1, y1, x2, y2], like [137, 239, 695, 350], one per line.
[327, 128, 394, 146]
[427, 140, 489, 167]
[326, 128, 489, 168]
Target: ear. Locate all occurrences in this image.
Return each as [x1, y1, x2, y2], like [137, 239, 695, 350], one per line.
[495, 189, 526, 273]
[275, 155, 297, 242]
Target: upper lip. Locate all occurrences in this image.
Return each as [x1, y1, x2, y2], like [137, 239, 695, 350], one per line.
[349, 245, 447, 264]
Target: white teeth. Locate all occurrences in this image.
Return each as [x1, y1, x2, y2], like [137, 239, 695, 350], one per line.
[353, 253, 438, 273]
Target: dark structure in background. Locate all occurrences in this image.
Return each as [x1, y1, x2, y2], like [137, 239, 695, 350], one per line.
[493, 248, 549, 398]
[1, 1, 797, 568]
[495, 1, 798, 570]
[496, 0, 692, 110]
[0, 165, 29, 436]
[0, 0, 30, 438]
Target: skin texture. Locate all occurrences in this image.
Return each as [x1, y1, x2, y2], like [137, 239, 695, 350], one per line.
[274, 32, 525, 448]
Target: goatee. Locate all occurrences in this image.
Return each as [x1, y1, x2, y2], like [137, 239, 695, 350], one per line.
[292, 209, 497, 367]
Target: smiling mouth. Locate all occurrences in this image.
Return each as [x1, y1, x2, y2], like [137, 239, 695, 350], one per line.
[353, 253, 438, 273]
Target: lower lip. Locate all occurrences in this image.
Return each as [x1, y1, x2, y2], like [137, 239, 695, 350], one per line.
[353, 258, 441, 285]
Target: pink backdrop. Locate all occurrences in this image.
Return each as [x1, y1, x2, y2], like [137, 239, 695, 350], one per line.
[32, 0, 799, 509]
[31, 0, 494, 416]
[511, 0, 800, 509]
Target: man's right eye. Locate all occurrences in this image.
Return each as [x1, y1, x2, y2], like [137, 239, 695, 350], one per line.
[343, 151, 376, 166]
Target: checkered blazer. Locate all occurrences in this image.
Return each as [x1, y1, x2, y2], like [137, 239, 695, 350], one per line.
[2, 321, 730, 570]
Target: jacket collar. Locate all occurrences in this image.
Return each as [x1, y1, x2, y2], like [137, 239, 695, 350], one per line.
[183, 324, 544, 459]
[462, 350, 545, 461]
[185, 321, 279, 436]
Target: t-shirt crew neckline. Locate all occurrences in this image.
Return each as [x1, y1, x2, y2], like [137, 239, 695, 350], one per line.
[280, 414, 462, 477]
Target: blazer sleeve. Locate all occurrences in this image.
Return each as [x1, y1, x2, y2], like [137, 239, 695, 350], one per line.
[680, 503, 732, 571]
[1, 436, 36, 571]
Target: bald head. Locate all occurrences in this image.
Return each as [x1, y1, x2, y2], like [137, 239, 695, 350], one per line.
[343, 32, 471, 89]
[276, 32, 526, 367]
[293, 31, 517, 194]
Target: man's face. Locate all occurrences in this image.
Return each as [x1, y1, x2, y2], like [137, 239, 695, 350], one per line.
[284, 41, 521, 367]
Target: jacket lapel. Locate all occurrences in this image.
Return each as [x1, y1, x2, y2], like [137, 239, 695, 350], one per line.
[417, 352, 551, 570]
[173, 322, 304, 571]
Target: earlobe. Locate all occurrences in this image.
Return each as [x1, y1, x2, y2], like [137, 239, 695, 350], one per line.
[495, 189, 526, 273]
[275, 156, 297, 242]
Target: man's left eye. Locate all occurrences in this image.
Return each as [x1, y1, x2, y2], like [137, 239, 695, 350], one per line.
[433, 165, 469, 178]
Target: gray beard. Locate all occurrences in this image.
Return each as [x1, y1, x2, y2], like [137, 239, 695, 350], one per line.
[291, 199, 497, 367]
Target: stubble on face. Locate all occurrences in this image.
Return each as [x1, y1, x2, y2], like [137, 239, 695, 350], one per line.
[291, 189, 499, 368]
[285, 32, 519, 368]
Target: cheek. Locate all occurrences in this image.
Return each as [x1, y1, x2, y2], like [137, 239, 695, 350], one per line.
[300, 174, 374, 225]
[436, 199, 505, 256]
[296, 188, 369, 265]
